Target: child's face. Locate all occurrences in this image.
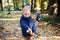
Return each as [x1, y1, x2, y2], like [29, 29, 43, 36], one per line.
[23, 10, 31, 18]
[37, 10, 40, 14]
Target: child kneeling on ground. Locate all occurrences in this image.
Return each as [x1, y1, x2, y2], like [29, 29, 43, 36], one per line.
[20, 6, 36, 40]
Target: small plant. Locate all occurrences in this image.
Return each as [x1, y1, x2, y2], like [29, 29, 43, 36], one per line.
[40, 15, 50, 22]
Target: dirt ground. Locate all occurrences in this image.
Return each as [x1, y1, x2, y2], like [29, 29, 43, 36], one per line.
[0, 19, 60, 40]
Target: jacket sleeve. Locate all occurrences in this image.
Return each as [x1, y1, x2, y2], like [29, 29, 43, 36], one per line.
[32, 23, 36, 33]
[36, 13, 38, 18]
[20, 20, 28, 31]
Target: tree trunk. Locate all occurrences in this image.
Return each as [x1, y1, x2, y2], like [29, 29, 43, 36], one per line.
[47, 0, 55, 10]
[16, 1, 18, 10]
[31, 0, 34, 12]
[13, 0, 15, 10]
[22, 0, 24, 8]
[34, 0, 36, 8]
[57, 0, 60, 17]
[7, 0, 10, 15]
[41, 0, 44, 14]
[47, 0, 56, 15]
[0, 0, 3, 10]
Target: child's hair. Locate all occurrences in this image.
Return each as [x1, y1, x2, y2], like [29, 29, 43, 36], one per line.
[22, 6, 31, 13]
[22, 6, 30, 11]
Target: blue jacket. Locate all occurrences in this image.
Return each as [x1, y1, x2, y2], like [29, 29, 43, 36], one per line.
[36, 13, 41, 22]
[20, 15, 36, 37]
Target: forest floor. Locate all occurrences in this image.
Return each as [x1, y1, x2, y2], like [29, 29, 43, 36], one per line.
[0, 19, 60, 40]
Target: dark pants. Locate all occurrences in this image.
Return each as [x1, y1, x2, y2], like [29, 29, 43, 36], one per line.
[24, 36, 32, 40]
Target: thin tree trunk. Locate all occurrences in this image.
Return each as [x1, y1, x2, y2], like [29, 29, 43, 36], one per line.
[16, 1, 18, 10]
[22, 0, 24, 8]
[1, 0, 3, 10]
[31, 0, 34, 12]
[41, 0, 44, 13]
[34, 0, 36, 8]
[7, 0, 10, 15]
[13, 0, 15, 10]
[57, 0, 60, 17]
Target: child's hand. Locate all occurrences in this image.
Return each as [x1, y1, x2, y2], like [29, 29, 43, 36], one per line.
[27, 28, 32, 33]
[38, 18, 40, 20]
[27, 28, 31, 33]
[27, 28, 29, 33]
[27, 28, 33, 35]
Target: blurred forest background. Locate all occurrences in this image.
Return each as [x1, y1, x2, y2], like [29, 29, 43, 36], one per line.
[0, 0, 59, 25]
[0, 0, 60, 40]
